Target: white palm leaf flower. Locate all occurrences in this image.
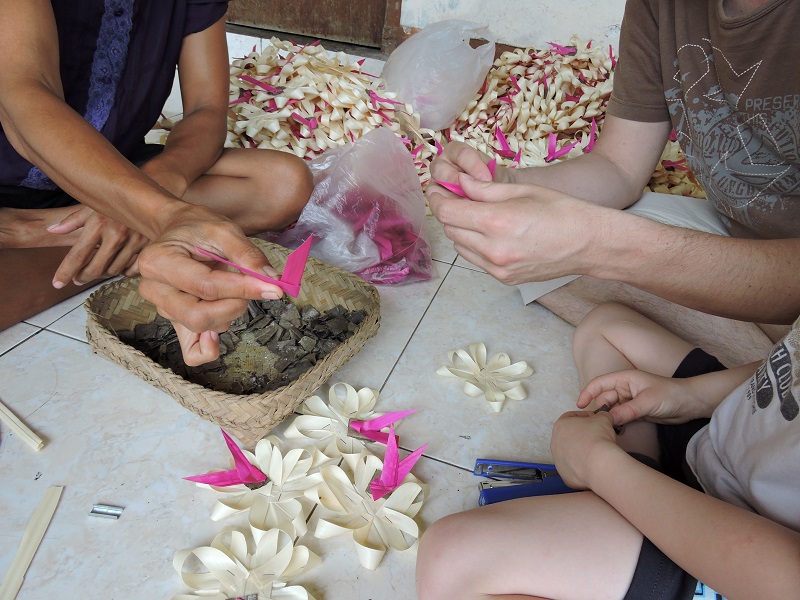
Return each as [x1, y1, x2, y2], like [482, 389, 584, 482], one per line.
[306, 450, 428, 570]
[437, 342, 533, 412]
[209, 436, 322, 539]
[284, 383, 381, 460]
[172, 527, 319, 600]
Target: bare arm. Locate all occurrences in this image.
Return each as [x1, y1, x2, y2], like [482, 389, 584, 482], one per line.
[430, 112, 800, 323]
[430, 172, 800, 324]
[0, 1, 282, 360]
[593, 209, 800, 324]
[0, 0, 183, 240]
[431, 115, 672, 209]
[507, 116, 672, 208]
[552, 411, 800, 599]
[140, 18, 230, 197]
[592, 442, 800, 599]
[578, 362, 760, 425]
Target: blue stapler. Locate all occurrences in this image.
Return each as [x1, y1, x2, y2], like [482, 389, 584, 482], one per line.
[474, 458, 577, 505]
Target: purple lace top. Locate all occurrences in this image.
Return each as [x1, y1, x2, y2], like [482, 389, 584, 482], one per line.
[2, 0, 229, 191]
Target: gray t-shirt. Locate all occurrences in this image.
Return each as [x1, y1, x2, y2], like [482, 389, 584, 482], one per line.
[608, 0, 800, 240]
[686, 317, 800, 532]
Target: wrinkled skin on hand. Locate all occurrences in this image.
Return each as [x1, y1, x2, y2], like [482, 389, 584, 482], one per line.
[48, 205, 147, 286]
[137, 205, 283, 366]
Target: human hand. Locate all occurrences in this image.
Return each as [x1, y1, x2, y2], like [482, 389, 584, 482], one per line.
[427, 142, 513, 198]
[429, 141, 494, 186]
[428, 175, 606, 284]
[48, 205, 148, 286]
[550, 410, 621, 490]
[137, 204, 282, 366]
[577, 369, 711, 427]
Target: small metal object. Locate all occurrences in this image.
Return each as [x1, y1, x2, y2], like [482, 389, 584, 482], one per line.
[89, 504, 124, 519]
[473, 458, 555, 481]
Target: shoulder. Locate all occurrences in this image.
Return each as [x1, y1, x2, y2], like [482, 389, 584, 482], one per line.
[183, 0, 230, 36]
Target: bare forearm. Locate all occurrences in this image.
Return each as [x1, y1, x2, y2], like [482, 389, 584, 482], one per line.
[684, 362, 760, 417]
[590, 448, 800, 599]
[508, 116, 671, 208]
[588, 209, 800, 323]
[150, 106, 227, 192]
[0, 82, 183, 239]
[509, 151, 643, 208]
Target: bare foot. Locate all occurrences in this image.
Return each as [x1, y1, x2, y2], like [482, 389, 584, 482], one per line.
[0, 206, 82, 249]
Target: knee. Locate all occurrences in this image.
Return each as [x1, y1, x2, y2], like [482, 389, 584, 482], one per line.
[572, 302, 636, 357]
[416, 513, 475, 599]
[254, 151, 313, 230]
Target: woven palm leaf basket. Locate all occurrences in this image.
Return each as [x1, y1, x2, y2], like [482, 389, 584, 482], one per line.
[85, 238, 380, 447]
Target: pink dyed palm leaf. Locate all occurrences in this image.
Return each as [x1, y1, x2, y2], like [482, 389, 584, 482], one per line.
[184, 429, 267, 487]
[194, 235, 313, 297]
[349, 410, 417, 444]
[369, 425, 428, 501]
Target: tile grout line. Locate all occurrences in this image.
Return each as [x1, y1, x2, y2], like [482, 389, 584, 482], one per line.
[0, 328, 46, 359]
[377, 262, 455, 395]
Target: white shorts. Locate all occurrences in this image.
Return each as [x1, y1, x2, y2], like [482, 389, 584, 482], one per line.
[516, 192, 729, 304]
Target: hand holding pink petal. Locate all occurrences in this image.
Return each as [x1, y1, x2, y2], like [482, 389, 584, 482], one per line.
[193, 235, 313, 297]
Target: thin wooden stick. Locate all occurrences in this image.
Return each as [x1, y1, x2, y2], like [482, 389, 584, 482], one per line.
[0, 398, 44, 451]
[0, 486, 63, 600]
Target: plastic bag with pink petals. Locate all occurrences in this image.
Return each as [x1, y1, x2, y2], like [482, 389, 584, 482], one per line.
[265, 127, 434, 285]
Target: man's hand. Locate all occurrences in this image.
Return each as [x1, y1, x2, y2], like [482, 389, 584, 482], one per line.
[550, 410, 621, 490]
[428, 141, 513, 190]
[428, 175, 607, 284]
[137, 205, 282, 366]
[48, 205, 147, 286]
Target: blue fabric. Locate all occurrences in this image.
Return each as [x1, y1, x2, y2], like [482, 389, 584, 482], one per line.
[0, 0, 229, 193]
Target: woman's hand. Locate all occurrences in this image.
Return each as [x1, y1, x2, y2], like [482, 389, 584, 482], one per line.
[48, 205, 148, 285]
[137, 204, 283, 365]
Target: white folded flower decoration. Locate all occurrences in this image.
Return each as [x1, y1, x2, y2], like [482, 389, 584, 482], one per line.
[208, 436, 323, 539]
[437, 343, 533, 412]
[284, 383, 381, 460]
[172, 528, 319, 600]
[306, 450, 427, 570]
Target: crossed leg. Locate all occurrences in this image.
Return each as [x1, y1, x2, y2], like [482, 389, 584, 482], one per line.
[571, 302, 696, 461]
[417, 304, 698, 599]
[416, 491, 644, 600]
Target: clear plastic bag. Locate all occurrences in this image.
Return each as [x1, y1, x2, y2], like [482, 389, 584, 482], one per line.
[266, 127, 434, 285]
[382, 19, 495, 131]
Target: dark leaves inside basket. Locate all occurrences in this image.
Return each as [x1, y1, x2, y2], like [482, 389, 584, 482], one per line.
[119, 298, 367, 395]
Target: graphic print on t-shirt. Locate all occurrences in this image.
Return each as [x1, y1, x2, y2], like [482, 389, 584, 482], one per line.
[664, 39, 800, 235]
[752, 339, 798, 421]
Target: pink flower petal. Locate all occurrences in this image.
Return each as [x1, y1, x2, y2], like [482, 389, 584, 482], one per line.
[183, 429, 266, 486]
[194, 236, 313, 297]
[369, 425, 429, 500]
